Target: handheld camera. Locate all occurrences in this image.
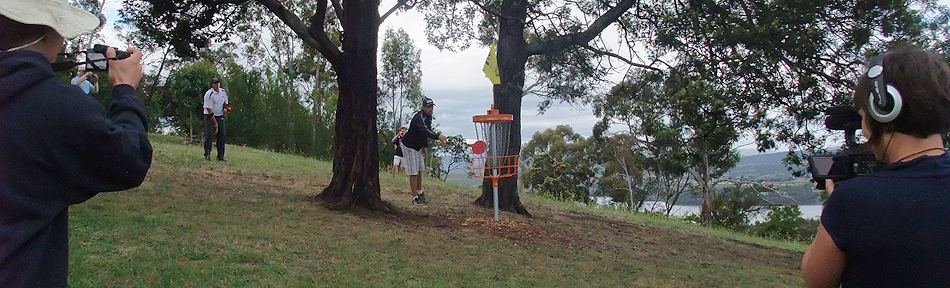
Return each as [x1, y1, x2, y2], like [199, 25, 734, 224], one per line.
[807, 106, 882, 190]
[53, 44, 130, 72]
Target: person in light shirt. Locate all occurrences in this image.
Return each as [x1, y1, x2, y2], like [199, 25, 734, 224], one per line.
[69, 66, 99, 94]
[203, 77, 230, 161]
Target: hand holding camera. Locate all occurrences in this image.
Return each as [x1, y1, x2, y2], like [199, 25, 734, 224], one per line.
[55, 44, 142, 87]
[105, 46, 143, 88]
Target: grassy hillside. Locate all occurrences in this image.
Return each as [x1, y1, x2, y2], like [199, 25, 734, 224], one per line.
[68, 134, 806, 287]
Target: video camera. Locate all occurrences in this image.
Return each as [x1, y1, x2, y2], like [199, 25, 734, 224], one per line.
[807, 106, 882, 190]
[53, 44, 130, 72]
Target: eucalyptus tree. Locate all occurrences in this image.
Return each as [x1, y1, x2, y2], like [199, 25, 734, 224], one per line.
[121, 0, 416, 211]
[651, 0, 946, 174]
[420, 0, 652, 215]
[593, 70, 692, 215]
[591, 0, 945, 222]
[379, 27, 424, 133]
[595, 134, 642, 210]
[594, 68, 742, 224]
[68, 0, 108, 52]
[521, 126, 599, 203]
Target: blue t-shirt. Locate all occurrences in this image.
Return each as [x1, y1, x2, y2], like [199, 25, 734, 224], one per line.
[821, 152, 950, 287]
[70, 76, 94, 94]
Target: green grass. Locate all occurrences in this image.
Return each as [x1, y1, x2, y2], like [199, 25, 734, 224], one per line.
[68, 134, 805, 287]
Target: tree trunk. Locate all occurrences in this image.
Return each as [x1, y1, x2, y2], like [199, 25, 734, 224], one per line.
[313, 0, 392, 212]
[473, 19, 532, 216]
[699, 153, 712, 225]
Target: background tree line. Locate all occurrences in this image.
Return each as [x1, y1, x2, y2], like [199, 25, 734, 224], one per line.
[519, 125, 820, 242]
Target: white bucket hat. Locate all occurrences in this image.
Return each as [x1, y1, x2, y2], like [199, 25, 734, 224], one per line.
[0, 0, 100, 39]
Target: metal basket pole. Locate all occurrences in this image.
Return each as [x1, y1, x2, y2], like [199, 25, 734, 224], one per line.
[492, 173, 500, 221]
[471, 105, 516, 221]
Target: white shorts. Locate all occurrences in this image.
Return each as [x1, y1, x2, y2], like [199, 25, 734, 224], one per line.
[399, 142, 425, 176]
[393, 155, 403, 166]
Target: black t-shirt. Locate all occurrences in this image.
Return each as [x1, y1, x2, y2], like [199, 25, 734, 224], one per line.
[822, 152, 950, 287]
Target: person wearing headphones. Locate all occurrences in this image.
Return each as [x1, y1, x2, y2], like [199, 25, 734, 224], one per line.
[0, 1, 152, 287]
[802, 45, 950, 287]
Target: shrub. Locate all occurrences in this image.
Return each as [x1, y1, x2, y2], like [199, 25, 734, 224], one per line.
[751, 204, 819, 243]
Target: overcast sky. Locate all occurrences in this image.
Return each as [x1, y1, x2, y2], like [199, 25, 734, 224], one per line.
[101, 0, 950, 152]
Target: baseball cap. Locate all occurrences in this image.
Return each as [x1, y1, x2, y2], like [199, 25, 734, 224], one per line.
[0, 0, 101, 39]
[211, 77, 221, 84]
[422, 98, 435, 107]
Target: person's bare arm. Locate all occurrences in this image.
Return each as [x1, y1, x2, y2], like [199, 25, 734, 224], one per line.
[802, 224, 847, 288]
[91, 74, 100, 93]
[206, 108, 217, 127]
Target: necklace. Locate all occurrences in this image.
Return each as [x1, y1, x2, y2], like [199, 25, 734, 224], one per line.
[894, 147, 947, 163]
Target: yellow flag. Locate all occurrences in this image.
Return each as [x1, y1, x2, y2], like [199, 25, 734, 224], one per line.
[482, 43, 501, 85]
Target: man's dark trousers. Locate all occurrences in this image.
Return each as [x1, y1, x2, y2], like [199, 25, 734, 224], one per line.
[204, 115, 226, 158]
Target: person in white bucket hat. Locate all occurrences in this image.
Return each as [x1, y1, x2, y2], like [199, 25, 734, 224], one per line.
[0, 1, 153, 287]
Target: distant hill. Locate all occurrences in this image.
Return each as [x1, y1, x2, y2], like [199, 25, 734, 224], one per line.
[446, 151, 820, 204]
[724, 152, 799, 182]
[446, 151, 803, 186]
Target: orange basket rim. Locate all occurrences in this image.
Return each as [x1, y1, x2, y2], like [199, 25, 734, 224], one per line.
[473, 114, 513, 123]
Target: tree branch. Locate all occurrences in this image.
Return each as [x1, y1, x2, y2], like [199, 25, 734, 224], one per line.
[213, 0, 253, 4]
[771, 47, 855, 89]
[578, 43, 661, 71]
[330, 0, 345, 25]
[256, 0, 342, 68]
[380, 0, 414, 23]
[468, 0, 523, 22]
[525, 0, 637, 56]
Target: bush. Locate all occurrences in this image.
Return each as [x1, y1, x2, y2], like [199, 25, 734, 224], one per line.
[709, 182, 768, 230]
[751, 204, 819, 243]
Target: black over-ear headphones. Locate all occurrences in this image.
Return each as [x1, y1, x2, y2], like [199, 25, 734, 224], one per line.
[866, 54, 903, 123]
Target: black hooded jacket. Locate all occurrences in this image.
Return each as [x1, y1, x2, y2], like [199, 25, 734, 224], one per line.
[402, 110, 440, 150]
[0, 50, 153, 287]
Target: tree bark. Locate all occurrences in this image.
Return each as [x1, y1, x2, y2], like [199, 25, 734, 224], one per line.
[473, 4, 532, 215]
[312, 0, 392, 212]
[473, 0, 639, 216]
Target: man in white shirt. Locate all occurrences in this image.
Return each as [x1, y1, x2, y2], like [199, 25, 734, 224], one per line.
[203, 77, 229, 161]
[69, 67, 98, 94]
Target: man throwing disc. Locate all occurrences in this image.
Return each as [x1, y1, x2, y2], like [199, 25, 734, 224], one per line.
[400, 98, 447, 205]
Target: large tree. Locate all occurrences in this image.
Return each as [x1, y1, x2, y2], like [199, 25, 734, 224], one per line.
[122, 0, 414, 211]
[594, 69, 742, 224]
[421, 0, 649, 215]
[650, 0, 946, 173]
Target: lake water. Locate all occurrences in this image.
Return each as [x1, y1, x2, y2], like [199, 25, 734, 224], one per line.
[598, 199, 823, 223]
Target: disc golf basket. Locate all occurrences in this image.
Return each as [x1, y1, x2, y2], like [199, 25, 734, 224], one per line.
[471, 105, 519, 221]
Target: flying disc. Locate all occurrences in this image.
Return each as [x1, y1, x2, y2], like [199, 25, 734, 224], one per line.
[472, 140, 487, 154]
